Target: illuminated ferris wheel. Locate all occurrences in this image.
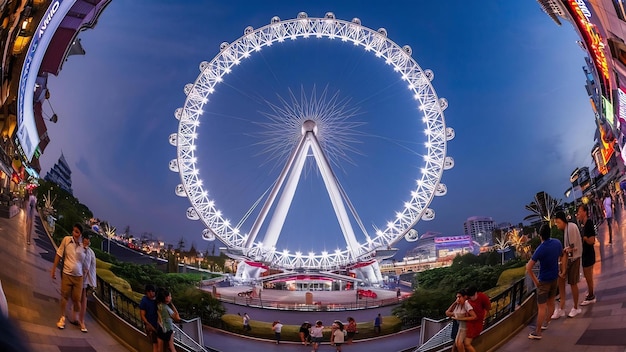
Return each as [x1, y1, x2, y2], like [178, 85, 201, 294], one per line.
[169, 12, 454, 278]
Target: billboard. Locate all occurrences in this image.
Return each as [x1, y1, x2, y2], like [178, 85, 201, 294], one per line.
[16, 0, 76, 161]
[565, 0, 611, 94]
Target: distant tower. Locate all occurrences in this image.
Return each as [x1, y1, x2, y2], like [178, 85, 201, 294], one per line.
[44, 153, 73, 195]
[463, 216, 495, 245]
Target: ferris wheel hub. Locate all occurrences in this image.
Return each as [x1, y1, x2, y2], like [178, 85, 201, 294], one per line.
[301, 119, 317, 134]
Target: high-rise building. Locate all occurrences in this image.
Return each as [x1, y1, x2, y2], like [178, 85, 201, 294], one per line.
[463, 216, 495, 245]
[44, 153, 72, 195]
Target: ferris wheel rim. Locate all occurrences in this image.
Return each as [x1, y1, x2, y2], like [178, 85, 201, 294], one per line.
[172, 13, 451, 270]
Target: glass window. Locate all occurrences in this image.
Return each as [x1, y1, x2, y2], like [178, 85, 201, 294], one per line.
[614, 0, 626, 21]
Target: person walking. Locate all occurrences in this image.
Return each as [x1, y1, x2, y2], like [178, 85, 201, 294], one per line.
[464, 286, 491, 351]
[603, 192, 614, 244]
[330, 320, 339, 346]
[79, 231, 96, 333]
[527, 224, 562, 339]
[299, 321, 311, 345]
[345, 317, 357, 344]
[577, 204, 597, 306]
[310, 320, 324, 352]
[272, 320, 283, 344]
[374, 313, 382, 334]
[50, 223, 86, 330]
[552, 211, 583, 319]
[333, 320, 345, 352]
[139, 284, 159, 352]
[242, 312, 251, 331]
[157, 288, 181, 352]
[447, 289, 476, 351]
[25, 189, 36, 245]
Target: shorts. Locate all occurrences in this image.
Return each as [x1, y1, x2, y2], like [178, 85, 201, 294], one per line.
[536, 279, 558, 304]
[566, 257, 581, 285]
[335, 343, 343, 347]
[311, 336, 323, 343]
[581, 252, 595, 268]
[157, 327, 173, 342]
[60, 274, 83, 311]
[346, 331, 355, 339]
[466, 321, 483, 339]
[146, 329, 158, 344]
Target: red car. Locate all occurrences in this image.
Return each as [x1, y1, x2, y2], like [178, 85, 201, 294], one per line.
[357, 289, 377, 299]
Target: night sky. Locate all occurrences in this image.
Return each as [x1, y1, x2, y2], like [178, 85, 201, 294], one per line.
[39, 1, 595, 257]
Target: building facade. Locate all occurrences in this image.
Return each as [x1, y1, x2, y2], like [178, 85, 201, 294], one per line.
[44, 153, 71, 194]
[463, 216, 495, 245]
[538, 0, 626, 190]
[0, 1, 110, 199]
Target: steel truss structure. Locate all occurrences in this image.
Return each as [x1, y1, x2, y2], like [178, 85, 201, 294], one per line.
[169, 12, 454, 274]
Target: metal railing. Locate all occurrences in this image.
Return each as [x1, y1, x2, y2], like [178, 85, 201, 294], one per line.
[215, 293, 406, 311]
[95, 276, 208, 352]
[415, 276, 530, 352]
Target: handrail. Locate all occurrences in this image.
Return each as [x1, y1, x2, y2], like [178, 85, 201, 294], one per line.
[94, 275, 208, 351]
[214, 292, 406, 311]
[414, 276, 530, 352]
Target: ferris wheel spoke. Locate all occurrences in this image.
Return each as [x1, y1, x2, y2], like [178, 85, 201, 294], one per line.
[171, 13, 453, 279]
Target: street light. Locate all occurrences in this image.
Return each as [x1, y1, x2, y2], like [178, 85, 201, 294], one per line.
[43, 90, 58, 123]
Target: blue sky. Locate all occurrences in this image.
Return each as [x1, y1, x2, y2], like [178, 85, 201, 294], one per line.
[40, 1, 595, 256]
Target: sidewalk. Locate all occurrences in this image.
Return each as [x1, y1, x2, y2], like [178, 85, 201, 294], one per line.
[0, 210, 127, 351]
[498, 206, 626, 351]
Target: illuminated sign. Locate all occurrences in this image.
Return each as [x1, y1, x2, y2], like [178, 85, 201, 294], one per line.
[620, 88, 626, 123]
[434, 235, 472, 243]
[567, 0, 610, 91]
[16, 0, 75, 161]
[603, 95, 615, 126]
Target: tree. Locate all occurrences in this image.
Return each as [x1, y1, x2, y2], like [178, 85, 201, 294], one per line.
[524, 191, 562, 224]
[177, 237, 186, 251]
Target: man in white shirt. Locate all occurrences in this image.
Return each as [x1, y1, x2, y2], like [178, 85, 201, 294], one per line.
[50, 223, 86, 329]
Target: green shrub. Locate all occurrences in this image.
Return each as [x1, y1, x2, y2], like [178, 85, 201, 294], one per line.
[221, 314, 401, 341]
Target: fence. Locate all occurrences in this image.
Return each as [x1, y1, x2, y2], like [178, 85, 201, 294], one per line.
[215, 293, 406, 311]
[94, 276, 208, 352]
[415, 276, 530, 352]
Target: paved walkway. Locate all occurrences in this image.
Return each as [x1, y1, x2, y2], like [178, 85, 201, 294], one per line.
[499, 205, 626, 351]
[0, 210, 127, 351]
[8, 202, 624, 351]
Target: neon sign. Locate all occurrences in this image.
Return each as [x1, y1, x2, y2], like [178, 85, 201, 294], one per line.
[567, 0, 610, 90]
[16, 0, 74, 161]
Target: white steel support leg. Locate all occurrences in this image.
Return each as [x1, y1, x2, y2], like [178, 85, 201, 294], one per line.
[260, 136, 310, 253]
[244, 136, 308, 249]
[306, 132, 361, 259]
[249, 120, 362, 261]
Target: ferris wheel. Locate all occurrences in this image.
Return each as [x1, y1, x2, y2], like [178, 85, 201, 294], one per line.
[169, 12, 454, 273]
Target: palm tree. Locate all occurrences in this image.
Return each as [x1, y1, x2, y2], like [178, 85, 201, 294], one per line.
[493, 237, 511, 265]
[524, 191, 562, 224]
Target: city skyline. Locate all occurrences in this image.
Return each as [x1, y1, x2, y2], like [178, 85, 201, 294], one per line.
[38, 1, 596, 255]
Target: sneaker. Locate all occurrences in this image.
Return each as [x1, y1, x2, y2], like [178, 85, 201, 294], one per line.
[80, 323, 88, 333]
[568, 307, 582, 318]
[541, 322, 549, 330]
[580, 295, 596, 306]
[56, 316, 65, 329]
[528, 332, 542, 340]
[551, 307, 565, 319]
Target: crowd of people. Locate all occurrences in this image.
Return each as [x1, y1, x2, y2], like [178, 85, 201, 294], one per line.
[239, 314, 367, 351]
[525, 201, 606, 341]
